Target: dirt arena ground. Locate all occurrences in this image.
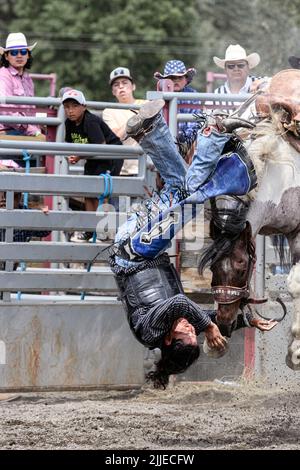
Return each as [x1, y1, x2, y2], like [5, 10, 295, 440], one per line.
[1, 380, 300, 450]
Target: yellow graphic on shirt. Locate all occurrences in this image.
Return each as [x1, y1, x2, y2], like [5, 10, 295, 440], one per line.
[71, 133, 88, 144]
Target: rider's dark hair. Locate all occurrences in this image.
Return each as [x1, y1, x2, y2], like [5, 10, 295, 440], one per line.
[0, 50, 33, 69]
[145, 340, 200, 389]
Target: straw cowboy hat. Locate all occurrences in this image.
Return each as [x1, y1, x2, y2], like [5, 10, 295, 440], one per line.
[0, 32, 37, 55]
[154, 60, 197, 84]
[288, 55, 300, 69]
[213, 44, 260, 69]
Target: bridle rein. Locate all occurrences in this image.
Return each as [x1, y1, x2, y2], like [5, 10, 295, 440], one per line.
[211, 237, 287, 322]
[211, 237, 259, 306]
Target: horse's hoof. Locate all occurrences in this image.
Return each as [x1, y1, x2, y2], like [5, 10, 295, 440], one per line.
[286, 339, 300, 369]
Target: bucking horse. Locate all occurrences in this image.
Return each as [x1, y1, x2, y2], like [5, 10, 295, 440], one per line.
[199, 69, 300, 370]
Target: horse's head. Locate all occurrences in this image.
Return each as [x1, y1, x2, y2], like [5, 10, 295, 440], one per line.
[210, 223, 255, 337]
[199, 197, 255, 337]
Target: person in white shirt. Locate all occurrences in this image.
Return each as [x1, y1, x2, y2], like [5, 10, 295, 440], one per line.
[102, 67, 146, 175]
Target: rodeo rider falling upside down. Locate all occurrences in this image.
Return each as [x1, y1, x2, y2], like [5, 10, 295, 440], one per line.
[108, 99, 278, 389]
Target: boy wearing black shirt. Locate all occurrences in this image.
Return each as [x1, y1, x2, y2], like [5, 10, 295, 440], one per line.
[62, 89, 123, 242]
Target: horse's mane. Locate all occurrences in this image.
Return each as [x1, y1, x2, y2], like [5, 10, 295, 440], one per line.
[198, 198, 249, 274]
[247, 111, 299, 199]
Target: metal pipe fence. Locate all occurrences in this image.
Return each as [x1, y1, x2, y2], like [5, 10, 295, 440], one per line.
[29, 73, 57, 97]
[0, 95, 142, 110]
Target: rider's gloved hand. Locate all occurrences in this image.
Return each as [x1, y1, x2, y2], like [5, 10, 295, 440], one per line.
[201, 110, 256, 135]
[217, 116, 256, 133]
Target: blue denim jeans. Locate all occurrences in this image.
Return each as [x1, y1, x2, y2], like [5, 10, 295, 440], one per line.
[115, 114, 188, 245]
[115, 113, 230, 251]
[139, 113, 230, 194]
[6, 129, 24, 136]
[186, 130, 230, 193]
[138, 114, 187, 192]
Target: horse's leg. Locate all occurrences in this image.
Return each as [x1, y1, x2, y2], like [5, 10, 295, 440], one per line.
[286, 232, 300, 369]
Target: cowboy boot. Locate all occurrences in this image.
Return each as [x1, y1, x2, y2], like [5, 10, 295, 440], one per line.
[125, 99, 165, 141]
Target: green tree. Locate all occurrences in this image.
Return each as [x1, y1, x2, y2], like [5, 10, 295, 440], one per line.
[0, 0, 16, 33]
[195, 0, 300, 85]
[10, 0, 201, 99]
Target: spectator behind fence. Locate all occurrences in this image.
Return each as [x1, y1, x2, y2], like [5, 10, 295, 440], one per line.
[102, 67, 147, 176]
[0, 33, 43, 139]
[213, 44, 261, 109]
[154, 60, 200, 163]
[62, 89, 123, 243]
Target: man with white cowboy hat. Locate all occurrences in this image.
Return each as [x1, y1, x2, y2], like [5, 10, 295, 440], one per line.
[213, 44, 261, 105]
[0, 32, 41, 141]
[0, 32, 37, 55]
[154, 59, 201, 162]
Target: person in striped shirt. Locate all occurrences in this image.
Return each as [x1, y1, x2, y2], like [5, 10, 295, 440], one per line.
[111, 250, 232, 389]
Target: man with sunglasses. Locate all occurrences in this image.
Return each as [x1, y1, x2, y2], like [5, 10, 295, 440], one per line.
[213, 44, 261, 109]
[0, 33, 42, 140]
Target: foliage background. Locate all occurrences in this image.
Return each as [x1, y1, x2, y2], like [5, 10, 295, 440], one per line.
[0, 0, 299, 100]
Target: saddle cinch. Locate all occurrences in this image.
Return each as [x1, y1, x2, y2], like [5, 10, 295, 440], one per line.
[255, 69, 300, 153]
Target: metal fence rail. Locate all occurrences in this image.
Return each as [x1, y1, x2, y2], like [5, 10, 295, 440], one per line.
[0, 242, 109, 262]
[0, 209, 126, 230]
[0, 269, 117, 292]
[0, 172, 145, 196]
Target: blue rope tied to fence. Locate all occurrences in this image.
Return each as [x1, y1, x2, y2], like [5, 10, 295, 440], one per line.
[81, 172, 113, 300]
[21, 150, 31, 208]
[17, 150, 31, 300]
